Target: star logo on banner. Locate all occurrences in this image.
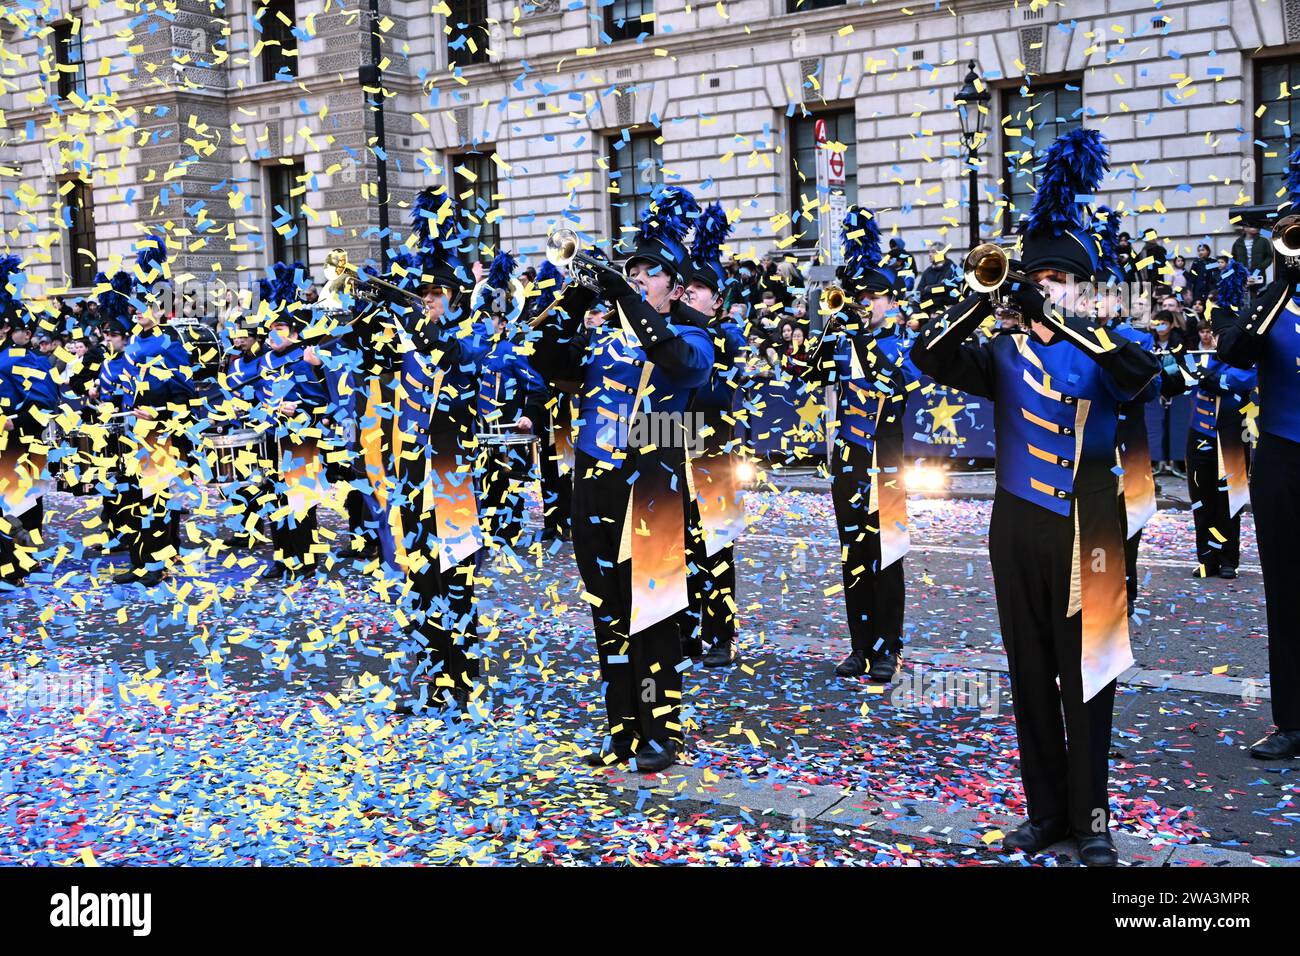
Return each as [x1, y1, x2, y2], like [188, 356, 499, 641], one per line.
[923, 396, 966, 436]
[796, 396, 825, 427]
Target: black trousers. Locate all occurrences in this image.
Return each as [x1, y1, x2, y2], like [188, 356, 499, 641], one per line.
[829, 439, 905, 656]
[117, 476, 177, 573]
[0, 499, 42, 581]
[1249, 432, 1300, 730]
[682, 495, 738, 647]
[1123, 526, 1141, 608]
[399, 449, 478, 689]
[1187, 434, 1243, 572]
[271, 506, 317, 571]
[539, 405, 572, 536]
[571, 450, 683, 746]
[479, 443, 532, 552]
[988, 488, 1118, 835]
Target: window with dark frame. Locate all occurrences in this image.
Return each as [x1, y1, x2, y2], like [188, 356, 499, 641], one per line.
[452, 150, 501, 255]
[604, 0, 654, 44]
[784, 0, 844, 12]
[53, 21, 87, 100]
[259, 0, 298, 82]
[1000, 80, 1084, 229]
[788, 107, 857, 249]
[1255, 57, 1300, 205]
[447, 0, 491, 67]
[267, 162, 310, 265]
[61, 178, 97, 288]
[608, 129, 663, 255]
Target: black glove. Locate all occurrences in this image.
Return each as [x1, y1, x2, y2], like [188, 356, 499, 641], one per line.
[1006, 279, 1048, 324]
[596, 264, 633, 303]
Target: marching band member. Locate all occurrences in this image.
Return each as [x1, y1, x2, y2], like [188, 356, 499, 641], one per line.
[103, 235, 198, 587]
[912, 129, 1160, 864]
[259, 271, 330, 580]
[1186, 262, 1255, 580]
[473, 251, 547, 561]
[679, 202, 748, 668]
[213, 300, 269, 554]
[0, 258, 59, 587]
[528, 260, 574, 544]
[1214, 165, 1300, 759]
[387, 190, 489, 713]
[531, 185, 714, 772]
[802, 206, 918, 682]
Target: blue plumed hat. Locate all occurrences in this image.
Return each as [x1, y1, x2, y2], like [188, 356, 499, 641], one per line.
[836, 206, 897, 296]
[95, 269, 135, 336]
[1092, 205, 1126, 284]
[532, 260, 564, 314]
[1020, 128, 1110, 280]
[623, 184, 699, 282]
[685, 202, 732, 295]
[132, 231, 171, 301]
[410, 188, 472, 293]
[0, 255, 26, 329]
[260, 260, 312, 330]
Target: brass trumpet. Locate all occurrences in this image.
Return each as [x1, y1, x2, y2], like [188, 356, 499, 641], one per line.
[963, 243, 1036, 298]
[324, 248, 426, 309]
[545, 227, 623, 292]
[1272, 214, 1300, 269]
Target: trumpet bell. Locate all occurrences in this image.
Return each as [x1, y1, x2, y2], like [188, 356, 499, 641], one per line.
[964, 243, 1010, 294]
[546, 228, 580, 269]
[1273, 215, 1300, 258]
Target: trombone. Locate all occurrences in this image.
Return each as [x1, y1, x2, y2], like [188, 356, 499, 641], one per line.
[323, 248, 427, 309]
[1271, 214, 1300, 271]
[544, 227, 624, 292]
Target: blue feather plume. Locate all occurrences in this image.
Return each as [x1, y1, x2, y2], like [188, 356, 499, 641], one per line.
[690, 203, 731, 263]
[1287, 144, 1300, 209]
[533, 260, 564, 313]
[411, 188, 448, 245]
[94, 270, 134, 327]
[638, 185, 700, 247]
[1025, 127, 1110, 237]
[1093, 205, 1122, 270]
[1216, 259, 1247, 312]
[841, 205, 882, 272]
[0, 254, 24, 325]
[134, 232, 169, 290]
[486, 250, 516, 291]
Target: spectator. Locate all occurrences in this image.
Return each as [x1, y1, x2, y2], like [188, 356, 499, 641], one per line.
[1188, 243, 1216, 303]
[914, 246, 961, 311]
[1232, 224, 1271, 306]
[1149, 308, 1186, 354]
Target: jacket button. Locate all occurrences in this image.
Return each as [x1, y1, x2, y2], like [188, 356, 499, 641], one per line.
[1060, 459, 1072, 468]
[1057, 490, 1067, 498]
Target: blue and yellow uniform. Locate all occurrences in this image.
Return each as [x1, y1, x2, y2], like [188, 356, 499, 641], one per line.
[0, 328, 60, 583]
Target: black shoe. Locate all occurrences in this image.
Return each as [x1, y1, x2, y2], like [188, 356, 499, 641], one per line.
[703, 640, 738, 668]
[1002, 818, 1069, 854]
[1075, 832, 1120, 867]
[137, 570, 165, 587]
[1249, 729, 1300, 760]
[1190, 566, 1218, 579]
[835, 650, 869, 677]
[681, 637, 704, 658]
[584, 739, 634, 767]
[633, 740, 677, 774]
[1219, 566, 1238, 580]
[867, 651, 902, 683]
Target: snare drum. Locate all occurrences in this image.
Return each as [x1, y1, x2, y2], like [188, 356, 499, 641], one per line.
[207, 428, 268, 485]
[50, 420, 125, 495]
[477, 428, 540, 481]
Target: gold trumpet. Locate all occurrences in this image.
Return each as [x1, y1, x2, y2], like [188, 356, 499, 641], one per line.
[817, 283, 863, 333]
[1271, 214, 1300, 267]
[545, 227, 623, 292]
[324, 248, 426, 309]
[963, 243, 1037, 298]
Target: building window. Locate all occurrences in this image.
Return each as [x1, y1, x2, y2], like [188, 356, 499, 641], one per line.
[1255, 58, 1300, 204]
[52, 21, 86, 100]
[447, 0, 491, 68]
[1000, 80, 1083, 229]
[258, 0, 298, 82]
[604, 0, 654, 44]
[608, 129, 663, 255]
[788, 108, 857, 249]
[61, 178, 97, 288]
[785, 0, 844, 11]
[267, 162, 310, 264]
[451, 150, 501, 256]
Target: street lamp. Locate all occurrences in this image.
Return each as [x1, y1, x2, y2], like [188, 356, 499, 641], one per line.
[953, 60, 990, 250]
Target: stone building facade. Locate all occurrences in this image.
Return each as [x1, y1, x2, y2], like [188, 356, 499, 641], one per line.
[2, 0, 1298, 296]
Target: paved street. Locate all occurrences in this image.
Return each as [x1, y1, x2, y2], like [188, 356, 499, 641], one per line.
[1, 479, 1294, 866]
